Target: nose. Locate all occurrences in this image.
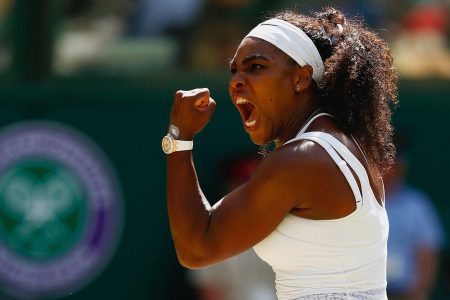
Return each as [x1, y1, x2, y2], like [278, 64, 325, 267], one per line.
[229, 72, 246, 91]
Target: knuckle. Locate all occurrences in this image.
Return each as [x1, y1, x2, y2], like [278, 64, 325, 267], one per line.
[199, 88, 210, 96]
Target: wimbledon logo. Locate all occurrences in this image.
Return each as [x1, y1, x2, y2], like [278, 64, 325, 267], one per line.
[0, 121, 123, 299]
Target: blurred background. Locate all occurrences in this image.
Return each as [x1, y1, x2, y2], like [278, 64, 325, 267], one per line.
[0, 0, 449, 299]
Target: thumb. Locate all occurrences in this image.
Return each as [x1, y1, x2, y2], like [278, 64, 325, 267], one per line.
[196, 97, 216, 120]
[194, 95, 211, 108]
[195, 97, 216, 111]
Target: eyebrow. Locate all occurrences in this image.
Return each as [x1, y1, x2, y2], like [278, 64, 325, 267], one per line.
[229, 54, 270, 69]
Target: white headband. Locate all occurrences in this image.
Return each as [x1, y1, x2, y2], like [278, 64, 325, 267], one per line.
[245, 18, 324, 82]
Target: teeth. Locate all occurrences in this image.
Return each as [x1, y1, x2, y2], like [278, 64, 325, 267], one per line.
[236, 97, 248, 104]
[245, 120, 256, 127]
[236, 97, 257, 128]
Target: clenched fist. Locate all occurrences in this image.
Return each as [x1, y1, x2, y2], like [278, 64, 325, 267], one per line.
[169, 88, 216, 140]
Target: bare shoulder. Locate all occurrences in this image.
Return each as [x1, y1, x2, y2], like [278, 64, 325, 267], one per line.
[259, 138, 333, 173]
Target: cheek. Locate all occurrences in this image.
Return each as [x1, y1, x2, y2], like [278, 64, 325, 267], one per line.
[261, 89, 292, 116]
[253, 72, 294, 115]
[259, 73, 294, 98]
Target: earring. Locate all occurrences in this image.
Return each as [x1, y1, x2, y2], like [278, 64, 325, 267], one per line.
[295, 85, 301, 92]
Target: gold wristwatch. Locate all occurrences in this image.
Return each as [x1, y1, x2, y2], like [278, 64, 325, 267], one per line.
[162, 125, 193, 154]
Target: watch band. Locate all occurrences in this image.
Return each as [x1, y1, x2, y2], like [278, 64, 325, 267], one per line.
[173, 139, 193, 151]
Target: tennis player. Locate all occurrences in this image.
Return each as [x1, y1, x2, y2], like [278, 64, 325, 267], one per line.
[163, 6, 397, 299]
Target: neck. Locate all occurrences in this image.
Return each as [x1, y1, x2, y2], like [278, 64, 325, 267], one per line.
[275, 102, 322, 147]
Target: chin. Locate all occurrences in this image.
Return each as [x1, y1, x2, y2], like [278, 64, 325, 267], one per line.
[248, 132, 271, 146]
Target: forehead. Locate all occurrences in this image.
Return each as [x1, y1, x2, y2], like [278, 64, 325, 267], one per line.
[231, 37, 287, 63]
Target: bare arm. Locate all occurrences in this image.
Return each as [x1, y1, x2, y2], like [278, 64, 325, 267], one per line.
[166, 88, 215, 267]
[166, 150, 212, 266]
[165, 89, 311, 268]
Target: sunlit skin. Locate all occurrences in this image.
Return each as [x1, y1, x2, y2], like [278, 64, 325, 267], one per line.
[166, 38, 384, 269]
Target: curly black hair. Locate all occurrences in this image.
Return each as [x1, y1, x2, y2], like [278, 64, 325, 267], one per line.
[274, 7, 398, 174]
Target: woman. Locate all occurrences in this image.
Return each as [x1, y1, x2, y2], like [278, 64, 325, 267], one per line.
[163, 6, 397, 299]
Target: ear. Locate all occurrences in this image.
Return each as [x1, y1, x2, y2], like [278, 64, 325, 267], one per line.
[293, 65, 313, 92]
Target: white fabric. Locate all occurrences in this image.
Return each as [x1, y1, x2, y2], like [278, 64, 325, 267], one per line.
[295, 112, 330, 136]
[253, 115, 389, 299]
[245, 18, 325, 82]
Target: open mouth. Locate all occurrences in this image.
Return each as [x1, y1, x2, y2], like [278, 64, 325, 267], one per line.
[235, 97, 258, 128]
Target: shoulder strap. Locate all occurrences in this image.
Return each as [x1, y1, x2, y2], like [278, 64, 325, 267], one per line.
[303, 132, 383, 206]
[350, 134, 386, 206]
[296, 112, 333, 137]
[301, 132, 367, 175]
[285, 132, 363, 207]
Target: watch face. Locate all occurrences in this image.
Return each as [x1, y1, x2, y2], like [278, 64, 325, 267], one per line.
[162, 135, 174, 154]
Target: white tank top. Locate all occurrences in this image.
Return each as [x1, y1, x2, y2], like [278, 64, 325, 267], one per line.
[253, 113, 389, 300]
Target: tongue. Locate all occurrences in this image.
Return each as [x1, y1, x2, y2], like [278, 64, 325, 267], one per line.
[245, 107, 258, 127]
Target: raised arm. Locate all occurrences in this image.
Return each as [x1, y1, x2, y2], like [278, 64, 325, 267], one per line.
[165, 88, 316, 269]
[167, 89, 300, 268]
